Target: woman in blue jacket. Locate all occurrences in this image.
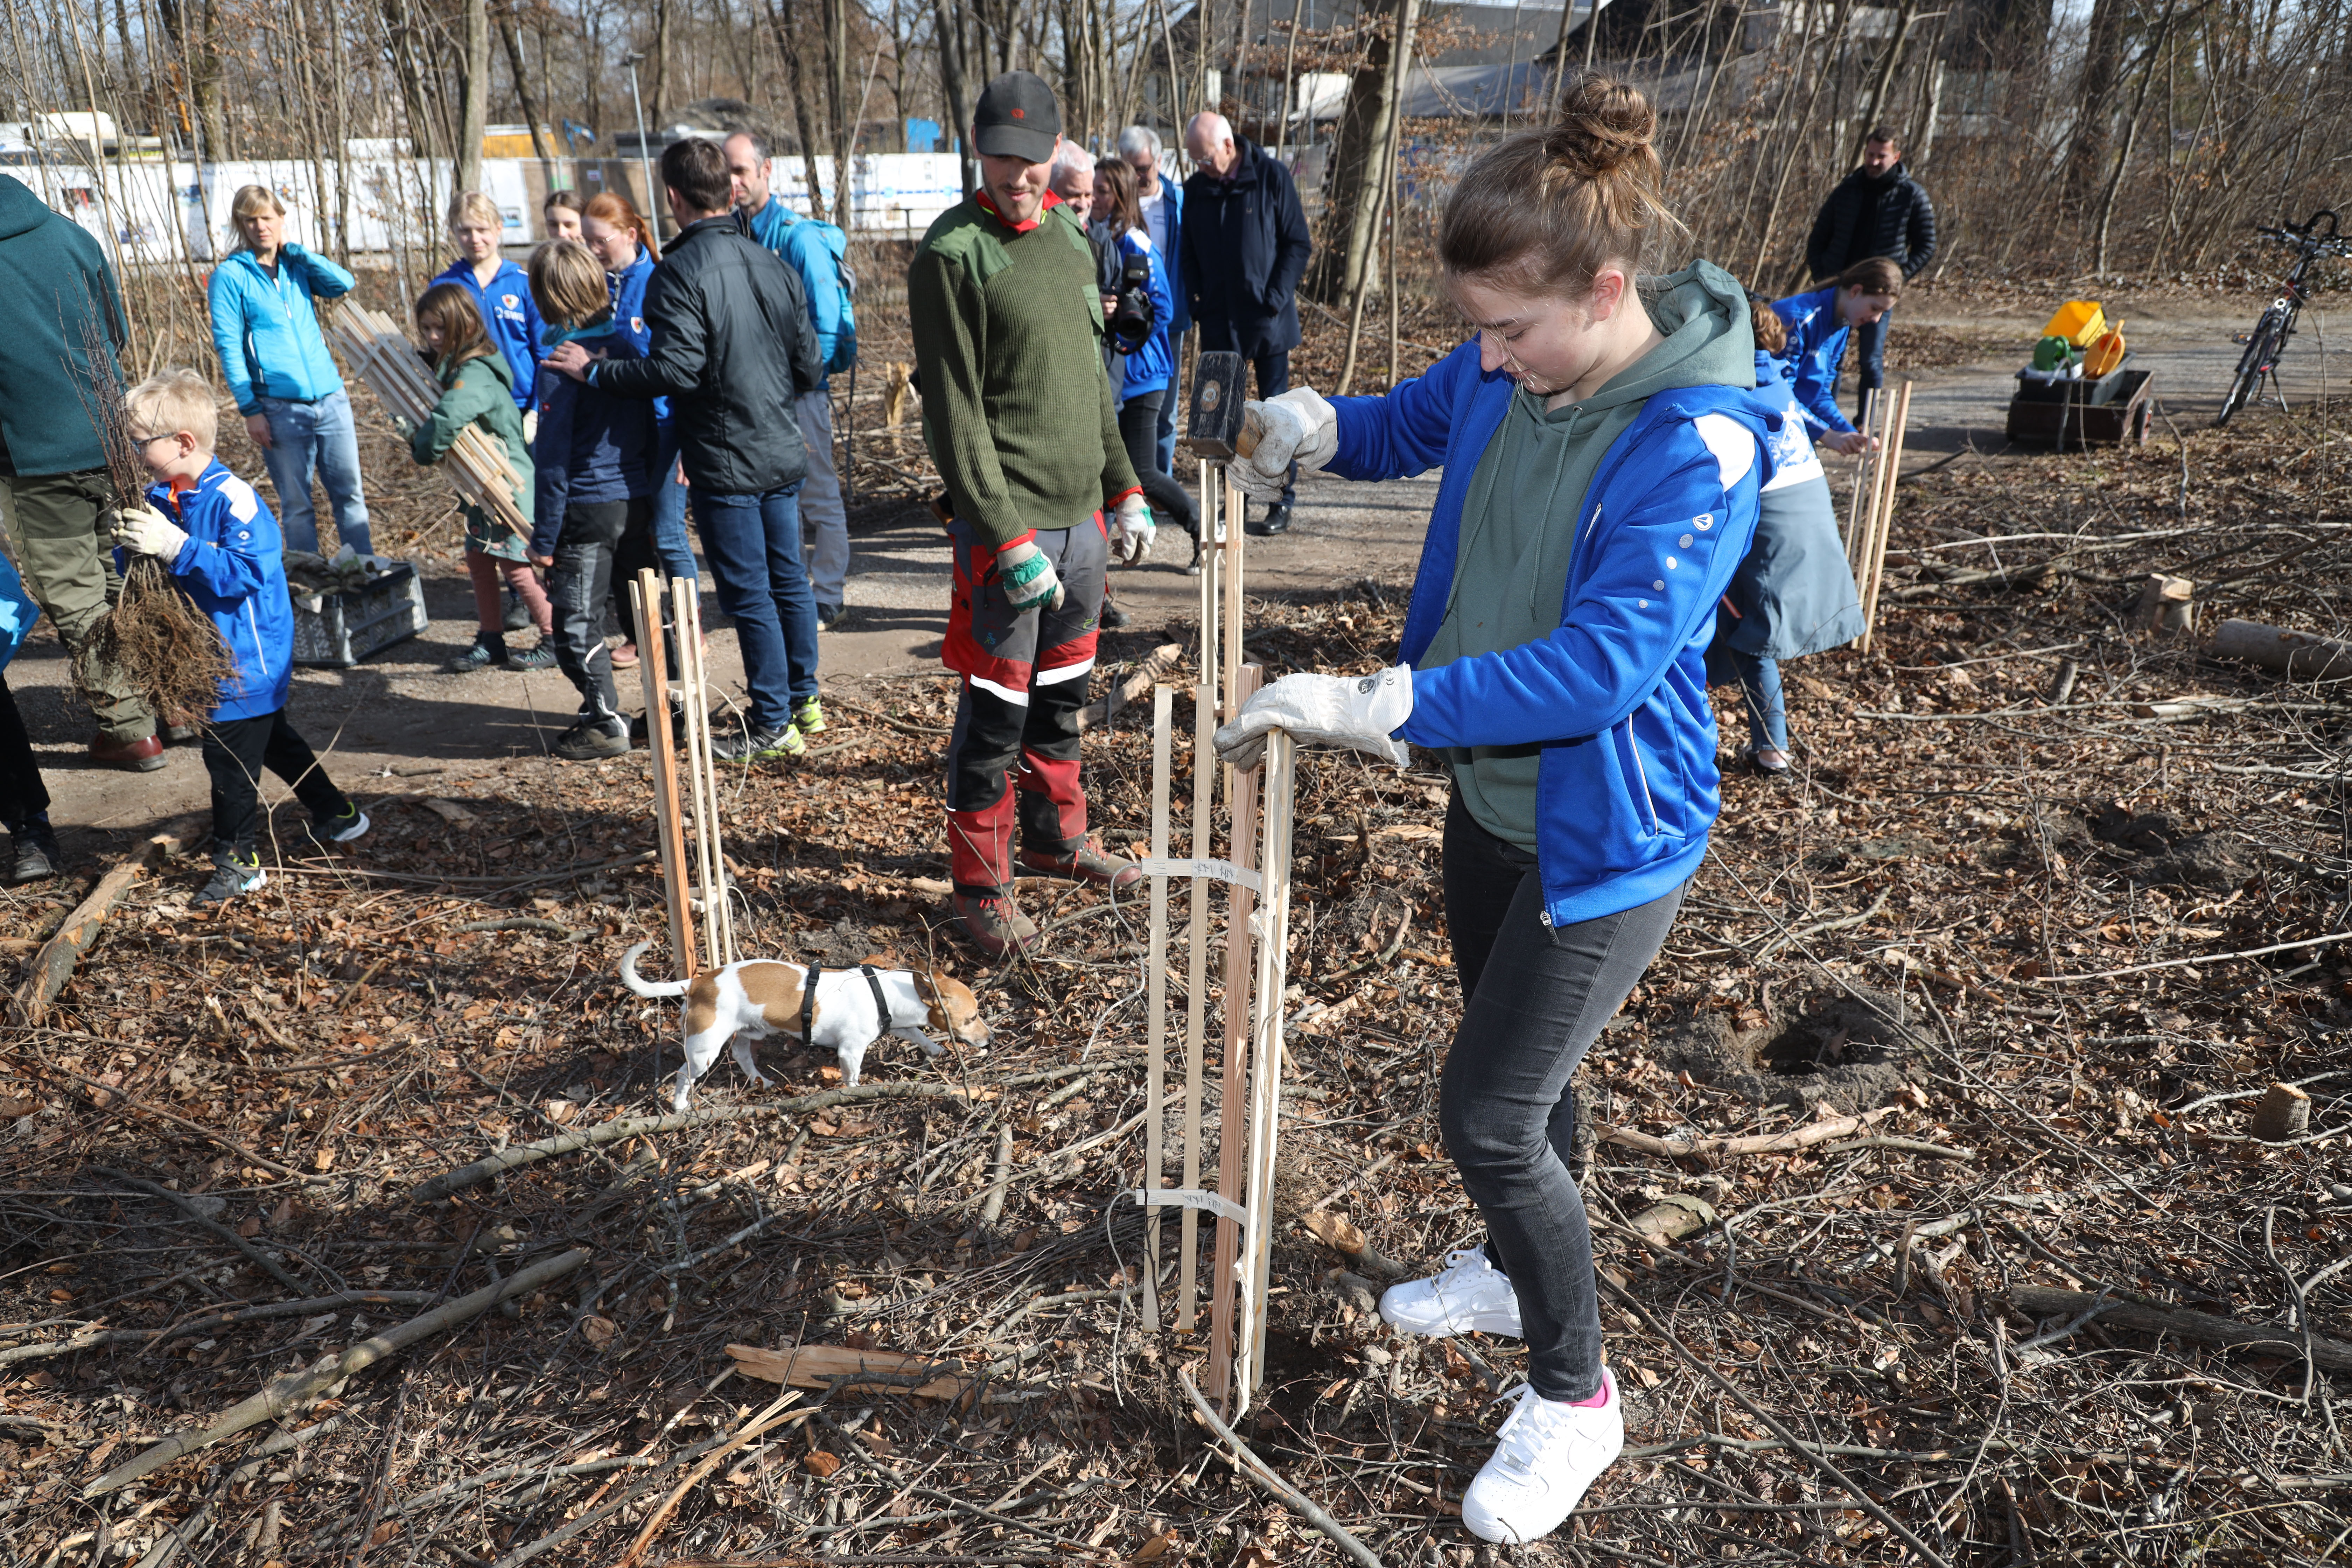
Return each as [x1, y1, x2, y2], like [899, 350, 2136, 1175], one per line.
[428, 191, 542, 416]
[1092, 158, 1198, 558]
[1769, 256, 1902, 454]
[206, 186, 371, 557]
[1213, 80, 1785, 1546]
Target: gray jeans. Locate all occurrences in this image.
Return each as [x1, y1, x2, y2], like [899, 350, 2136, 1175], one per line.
[796, 388, 848, 610]
[1438, 791, 1687, 1401]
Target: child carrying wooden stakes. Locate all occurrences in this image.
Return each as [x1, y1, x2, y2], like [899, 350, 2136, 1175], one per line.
[407, 284, 557, 674]
[116, 369, 369, 906]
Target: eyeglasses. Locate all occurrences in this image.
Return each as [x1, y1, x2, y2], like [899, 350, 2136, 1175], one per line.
[134, 433, 180, 449]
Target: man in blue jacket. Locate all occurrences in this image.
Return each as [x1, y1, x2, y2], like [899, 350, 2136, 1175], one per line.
[207, 185, 372, 559]
[729, 132, 858, 629]
[0, 173, 160, 769]
[1119, 125, 1187, 476]
[1180, 113, 1312, 536]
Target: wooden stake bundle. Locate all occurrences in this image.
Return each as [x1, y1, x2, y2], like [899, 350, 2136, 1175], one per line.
[1208, 662, 1263, 1406]
[631, 569, 698, 980]
[670, 577, 737, 967]
[1237, 729, 1297, 1398]
[324, 302, 531, 543]
[1856, 381, 1913, 654]
[1142, 686, 1174, 1333]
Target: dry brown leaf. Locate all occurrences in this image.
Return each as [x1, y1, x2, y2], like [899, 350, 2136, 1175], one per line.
[1133, 1530, 1177, 1563]
[802, 1450, 842, 1478]
[579, 1315, 618, 1349]
[1297, 1211, 1368, 1256]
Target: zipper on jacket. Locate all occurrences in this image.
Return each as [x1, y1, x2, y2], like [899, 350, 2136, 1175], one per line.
[1625, 721, 1659, 835]
[246, 602, 269, 684]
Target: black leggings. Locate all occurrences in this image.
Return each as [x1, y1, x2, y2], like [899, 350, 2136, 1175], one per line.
[1118, 390, 1198, 538]
[1438, 792, 1686, 1401]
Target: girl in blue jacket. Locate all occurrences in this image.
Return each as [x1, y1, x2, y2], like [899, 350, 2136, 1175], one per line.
[1212, 79, 1786, 1547]
[1093, 158, 1199, 557]
[1769, 255, 1903, 453]
[428, 191, 543, 415]
[117, 369, 367, 906]
[527, 239, 657, 760]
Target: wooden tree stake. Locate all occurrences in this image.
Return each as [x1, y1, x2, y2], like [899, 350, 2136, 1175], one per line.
[1208, 664, 1264, 1407]
[632, 571, 696, 981]
[1142, 686, 1174, 1333]
[1178, 683, 1214, 1333]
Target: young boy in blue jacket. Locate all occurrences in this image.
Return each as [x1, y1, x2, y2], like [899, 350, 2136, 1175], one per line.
[118, 369, 368, 906]
[526, 240, 656, 760]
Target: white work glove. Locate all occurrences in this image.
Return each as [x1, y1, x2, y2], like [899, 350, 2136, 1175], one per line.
[1234, 386, 1339, 503]
[1110, 492, 1155, 564]
[996, 538, 1066, 613]
[389, 413, 418, 440]
[114, 504, 189, 560]
[1213, 665, 1413, 772]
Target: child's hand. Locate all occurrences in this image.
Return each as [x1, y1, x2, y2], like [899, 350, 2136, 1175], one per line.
[1822, 429, 1875, 456]
[529, 553, 554, 570]
[115, 505, 189, 559]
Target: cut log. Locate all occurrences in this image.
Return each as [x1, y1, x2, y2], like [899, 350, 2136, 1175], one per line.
[9, 816, 202, 1025]
[2006, 1284, 2352, 1370]
[1625, 1192, 1717, 1247]
[2212, 618, 2352, 682]
[1077, 642, 1186, 731]
[2135, 573, 2195, 636]
[2249, 1082, 2312, 1141]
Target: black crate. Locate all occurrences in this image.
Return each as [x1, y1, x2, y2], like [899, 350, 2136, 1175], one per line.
[2012, 353, 2137, 406]
[289, 561, 429, 667]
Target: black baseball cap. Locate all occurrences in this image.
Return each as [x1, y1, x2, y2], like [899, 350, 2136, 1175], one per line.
[973, 72, 1060, 164]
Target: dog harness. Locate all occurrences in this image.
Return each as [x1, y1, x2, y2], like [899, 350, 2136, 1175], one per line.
[799, 963, 898, 1041]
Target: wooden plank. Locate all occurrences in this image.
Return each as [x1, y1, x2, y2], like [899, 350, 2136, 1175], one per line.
[1207, 663, 1264, 1410]
[634, 572, 696, 980]
[1177, 682, 1214, 1334]
[1143, 686, 1174, 1334]
[673, 581, 733, 967]
[1237, 729, 1297, 1409]
[1222, 471, 1246, 722]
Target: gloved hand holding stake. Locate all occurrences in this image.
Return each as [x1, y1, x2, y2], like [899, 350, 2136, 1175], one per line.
[996, 538, 1065, 612]
[1110, 493, 1155, 564]
[1234, 386, 1339, 503]
[1214, 665, 1413, 771]
[114, 505, 189, 561]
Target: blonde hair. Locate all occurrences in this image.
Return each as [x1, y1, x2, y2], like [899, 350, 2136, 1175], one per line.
[230, 184, 286, 238]
[529, 239, 610, 327]
[126, 367, 219, 453]
[447, 190, 503, 233]
[1438, 76, 1689, 299]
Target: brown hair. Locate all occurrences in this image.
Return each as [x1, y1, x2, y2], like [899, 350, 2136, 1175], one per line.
[660, 137, 733, 214]
[583, 190, 660, 261]
[1437, 76, 1687, 299]
[544, 188, 586, 224]
[1865, 125, 1903, 150]
[530, 239, 609, 327]
[1835, 256, 1905, 298]
[1749, 297, 1787, 355]
[414, 283, 496, 373]
[1092, 156, 1143, 237]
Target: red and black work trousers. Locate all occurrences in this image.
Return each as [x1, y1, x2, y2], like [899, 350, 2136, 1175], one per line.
[941, 514, 1107, 897]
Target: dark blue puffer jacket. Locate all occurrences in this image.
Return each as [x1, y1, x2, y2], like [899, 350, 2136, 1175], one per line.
[530, 311, 656, 556]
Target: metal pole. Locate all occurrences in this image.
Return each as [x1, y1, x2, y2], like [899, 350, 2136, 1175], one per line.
[625, 54, 659, 235]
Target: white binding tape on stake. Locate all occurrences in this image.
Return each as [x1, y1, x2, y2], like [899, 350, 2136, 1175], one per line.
[1130, 1189, 1252, 1227]
[1139, 856, 1263, 892]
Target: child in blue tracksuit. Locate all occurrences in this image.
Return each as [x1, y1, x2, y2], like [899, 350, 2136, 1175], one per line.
[527, 239, 657, 760]
[117, 369, 366, 906]
[429, 191, 542, 413]
[1769, 256, 1903, 454]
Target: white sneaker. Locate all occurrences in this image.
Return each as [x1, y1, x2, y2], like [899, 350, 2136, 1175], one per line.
[1378, 1247, 1524, 1337]
[1462, 1373, 1625, 1544]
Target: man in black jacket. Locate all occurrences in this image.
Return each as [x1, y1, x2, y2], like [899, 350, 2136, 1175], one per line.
[1181, 112, 1312, 536]
[1805, 127, 1937, 419]
[549, 136, 825, 763]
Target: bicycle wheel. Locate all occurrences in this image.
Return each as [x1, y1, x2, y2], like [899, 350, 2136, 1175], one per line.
[2218, 312, 2281, 426]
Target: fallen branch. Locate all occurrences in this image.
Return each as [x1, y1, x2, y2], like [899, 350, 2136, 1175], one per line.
[83, 1247, 587, 1498]
[2004, 1285, 2352, 1370]
[145, 1289, 446, 1350]
[9, 817, 201, 1024]
[93, 1167, 307, 1293]
[1596, 1106, 1897, 1160]
[1176, 1366, 1384, 1568]
[617, 1392, 809, 1568]
[1077, 643, 1186, 731]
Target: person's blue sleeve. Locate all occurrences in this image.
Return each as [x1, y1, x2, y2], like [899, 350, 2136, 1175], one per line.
[208, 269, 258, 415]
[168, 485, 274, 602]
[787, 226, 846, 361]
[1137, 234, 1174, 341]
[1795, 332, 1855, 435]
[285, 243, 355, 300]
[1400, 416, 1763, 748]
[1326, 339, 1478, 482]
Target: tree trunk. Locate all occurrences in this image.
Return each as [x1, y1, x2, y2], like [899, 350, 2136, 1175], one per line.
[2064, 0, 2131, 207]
[457, 0, 489, 193]
[1311, 0, 1419, 306]
[650, 0, 672, 132]
[826, 0, 855, 232]
[765, 0, 833, 221]
[930, 0, 973, 196]
[497, 4, 552, 161]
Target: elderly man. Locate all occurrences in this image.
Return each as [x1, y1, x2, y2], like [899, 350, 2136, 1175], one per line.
[726, 131, 857, 630]
[907, 71, 1152, 959]
[1805, 126, 1937, 419]
[1118, 125, 1186, 476]
[1180, 111, 1311, 536]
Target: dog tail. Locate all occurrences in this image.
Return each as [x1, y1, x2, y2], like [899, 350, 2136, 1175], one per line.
[620, 941, 688, 998]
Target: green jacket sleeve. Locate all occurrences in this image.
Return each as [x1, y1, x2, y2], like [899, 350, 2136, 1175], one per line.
[908, 247, 1028, 554]
[412, 359, 499, 466]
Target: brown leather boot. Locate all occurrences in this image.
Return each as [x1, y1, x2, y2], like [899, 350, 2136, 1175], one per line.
[952, 891, 1038, 960]
[1019, 840, 1144, 891]
[90, 732, 164, 772]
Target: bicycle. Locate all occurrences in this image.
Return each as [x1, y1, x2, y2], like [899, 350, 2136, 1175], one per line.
[2216, 207, 2350, 426]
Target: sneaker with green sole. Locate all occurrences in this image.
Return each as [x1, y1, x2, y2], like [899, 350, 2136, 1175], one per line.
[710, 722, 805, 763]
[791, 698, 827, 735]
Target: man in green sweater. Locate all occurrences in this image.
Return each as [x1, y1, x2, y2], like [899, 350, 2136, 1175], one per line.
[909, 71, 1155, 958]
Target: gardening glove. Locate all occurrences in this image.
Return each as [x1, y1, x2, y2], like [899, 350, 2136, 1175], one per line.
[389, 413, 418, 440]
[1234, 386, 1339, 503]
[996, 538, 1065, 613]
[1110, 492, 1155, 564]
[1213, 665, 1413, 772]
[114, 505, 189, 560]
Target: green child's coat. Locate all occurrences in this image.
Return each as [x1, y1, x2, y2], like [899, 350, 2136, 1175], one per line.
[412, 351, 534, 560]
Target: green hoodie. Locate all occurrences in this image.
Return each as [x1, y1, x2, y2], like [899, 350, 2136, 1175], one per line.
[1420, 259, 1756, 852]
[0, 174, 128, 478]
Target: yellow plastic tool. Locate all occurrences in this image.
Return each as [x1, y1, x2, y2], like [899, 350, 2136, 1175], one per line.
[2083, 324, 2127, 378]
[2043, 301, 2107, 348]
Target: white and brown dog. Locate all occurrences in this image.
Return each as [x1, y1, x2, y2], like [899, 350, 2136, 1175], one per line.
[621, 943, 992, 1109]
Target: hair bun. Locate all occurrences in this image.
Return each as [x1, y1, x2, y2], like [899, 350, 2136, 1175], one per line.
[1547, 77, 1658, 179]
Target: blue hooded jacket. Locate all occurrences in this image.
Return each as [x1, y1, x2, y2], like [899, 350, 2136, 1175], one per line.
[428, 257, 542, 410]
[746, 197, 855, 387]
[1769, 286, 1855, 436]
[530, 313, 657, 556]
[127, 460, 294, 722]
[206, 245, 354, 415]
[1114, 226, 1177, 403]
[1331, 338, 1785, 927]
[607, 250, 671, 427]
